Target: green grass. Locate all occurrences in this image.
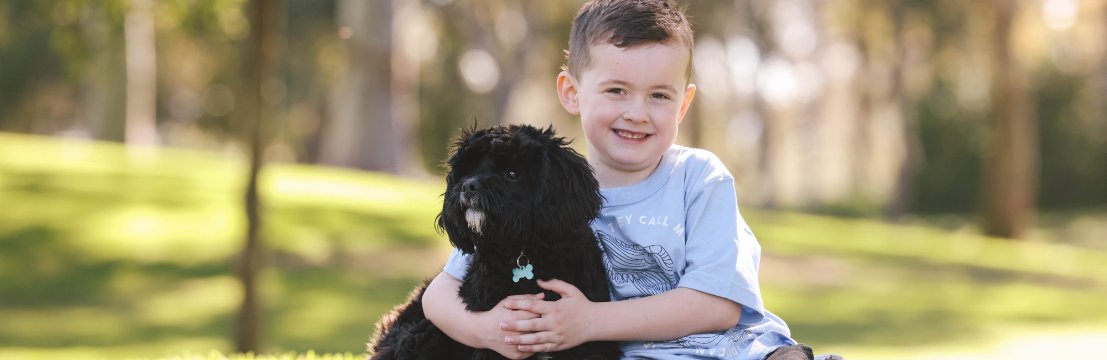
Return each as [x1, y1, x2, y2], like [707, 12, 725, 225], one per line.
[2, 132, 1106, 359]
[748, 212, 1107, 355]
[0, 132, 446, 359]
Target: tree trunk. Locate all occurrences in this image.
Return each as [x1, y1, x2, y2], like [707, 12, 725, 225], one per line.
[853, 27, 873, 207]
[885, 0, 923, 220]
[321, 0, 416, 173]
[982, 0, 1037, 239]
[391, 0, 422, 174]
[741, 0, 779, 208]
[235, 0, 279, 353]
[81, 2, 126, 141]
[124, 0, 159, 146]
[1102, 3, 1107, 123]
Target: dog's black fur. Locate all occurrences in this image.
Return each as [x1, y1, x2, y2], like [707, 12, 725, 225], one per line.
[368, 125, 620, 360]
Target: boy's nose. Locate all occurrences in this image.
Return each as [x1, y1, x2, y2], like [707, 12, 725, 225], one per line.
[621, 103, 648, 123]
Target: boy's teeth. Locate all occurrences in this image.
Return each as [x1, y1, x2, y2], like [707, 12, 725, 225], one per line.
[616, 130, 646, 139]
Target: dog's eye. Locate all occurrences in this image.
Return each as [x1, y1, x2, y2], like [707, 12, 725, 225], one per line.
[504, 170, 519, 180]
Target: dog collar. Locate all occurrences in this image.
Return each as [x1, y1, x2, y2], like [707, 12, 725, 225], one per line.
[512, 251, 534, 282]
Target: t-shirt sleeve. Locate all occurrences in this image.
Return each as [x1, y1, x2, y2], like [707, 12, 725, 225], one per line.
[677, 177, 767, 326]
[442, 248, 471, 280]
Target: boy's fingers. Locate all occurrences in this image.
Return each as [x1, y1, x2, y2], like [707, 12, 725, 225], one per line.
[517, 343, 558, 353]
[510, 332, 562, 351]
[500, 317, 544, 332]
[503, 293, 544, 301]
[506, 309, 540, 320]
[503, 298, 549, 313]
[505, 331, 555, 346]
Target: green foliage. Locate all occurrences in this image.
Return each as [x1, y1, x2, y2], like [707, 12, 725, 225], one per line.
[1036, 67, 1107, 209]
[912, 80, 985, 213]
[0, 2, 71, 129]
[1, 132, 1106, 359]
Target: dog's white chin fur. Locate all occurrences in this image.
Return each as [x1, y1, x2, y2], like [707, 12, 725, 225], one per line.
[465, 209, 484, 234]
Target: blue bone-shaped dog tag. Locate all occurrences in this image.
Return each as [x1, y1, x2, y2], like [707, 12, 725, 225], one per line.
[512, 264, 534, 282]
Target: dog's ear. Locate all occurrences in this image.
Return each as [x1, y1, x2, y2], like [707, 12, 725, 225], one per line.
[510, 124, 548, 149]
[436, 126, 487, 254]
[437, 212, 475, 254]
[446, 126, 482, 169]
[539, 134, 602, 227]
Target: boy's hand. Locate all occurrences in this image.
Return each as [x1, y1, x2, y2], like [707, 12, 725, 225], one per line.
[500, 279, 598, 353]
[480, 293, 545, 359]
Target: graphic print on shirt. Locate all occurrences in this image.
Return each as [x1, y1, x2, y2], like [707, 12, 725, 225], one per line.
[595, 230, 677, 297]
[645, 327, 755, 351]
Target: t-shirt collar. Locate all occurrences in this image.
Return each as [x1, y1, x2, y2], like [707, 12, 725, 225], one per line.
[599, 145, 681, 207]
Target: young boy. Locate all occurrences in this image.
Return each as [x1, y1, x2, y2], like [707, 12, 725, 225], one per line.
[422, 1, 814, 359]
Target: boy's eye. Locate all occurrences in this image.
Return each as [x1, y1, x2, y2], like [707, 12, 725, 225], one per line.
[651, 92, 672, 100]
[605, 88, 626, 95]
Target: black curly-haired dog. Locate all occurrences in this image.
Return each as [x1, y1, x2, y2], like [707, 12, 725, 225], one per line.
[368, 125, 620, 360]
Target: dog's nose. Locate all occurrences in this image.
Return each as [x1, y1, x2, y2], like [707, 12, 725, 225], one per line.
[463, 178, 480, 192]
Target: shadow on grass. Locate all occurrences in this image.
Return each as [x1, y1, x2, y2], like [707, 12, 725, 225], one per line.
[264, 268, 427, 353]
[5, 170, 226, 210]
[0, 224, 432, 354]
[0, 226, 116, 306]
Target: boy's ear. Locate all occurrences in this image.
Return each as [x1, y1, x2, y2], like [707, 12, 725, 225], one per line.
[676, 83, 697, 125]
[557, 71, 581, 115]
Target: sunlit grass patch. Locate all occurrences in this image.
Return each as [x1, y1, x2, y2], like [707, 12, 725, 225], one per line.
[750, 211, 1107, 281]
[750, 211, 1107, 356]
[0, 132, 445, 264]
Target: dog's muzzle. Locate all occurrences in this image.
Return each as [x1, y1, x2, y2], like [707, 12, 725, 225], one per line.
[464, 208, 484, 234]
[459, 191, 485, 234]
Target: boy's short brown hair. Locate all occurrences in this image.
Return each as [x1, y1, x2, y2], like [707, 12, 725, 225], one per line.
[563, 0, 694, 81]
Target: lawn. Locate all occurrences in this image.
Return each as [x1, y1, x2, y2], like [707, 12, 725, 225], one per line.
[2, 132, 1106, 359]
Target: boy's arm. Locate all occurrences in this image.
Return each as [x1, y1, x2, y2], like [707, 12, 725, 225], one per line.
[501, 279, 742, 352]
[421, 271, 542, 359]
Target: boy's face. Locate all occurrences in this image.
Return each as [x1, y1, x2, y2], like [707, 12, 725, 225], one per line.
[557, 42, 696, 187]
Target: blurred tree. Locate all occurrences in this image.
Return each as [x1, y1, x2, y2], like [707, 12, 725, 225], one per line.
[83, 0, 127, 141]
[911, 1, 984, 215]
[680, 0, 749, 151]
[885, 0, 924, 220]
[0, 1, 126, 138]
[982, 0, 1037, 239]
[852, 1, 875, 210]
[279, 1, 336, 163]
[3, 0, 1106, 227]
[235, 0, 281, 352]
[0, 3, 48, 131]
[319, 0, 418, 174]
[459, 1, 529, 126]
[124, 0, 158, 145]
[1034, 1, 1107, 211]
[743, 0, 782, 208]
[414, 0, 578, 173]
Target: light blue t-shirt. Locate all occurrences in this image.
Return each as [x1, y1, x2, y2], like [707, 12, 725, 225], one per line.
[443, 145, 796, 360]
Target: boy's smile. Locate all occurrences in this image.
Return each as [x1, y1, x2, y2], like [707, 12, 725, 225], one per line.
[614, 129, 648, 141]
[557, 42, 696, 188]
